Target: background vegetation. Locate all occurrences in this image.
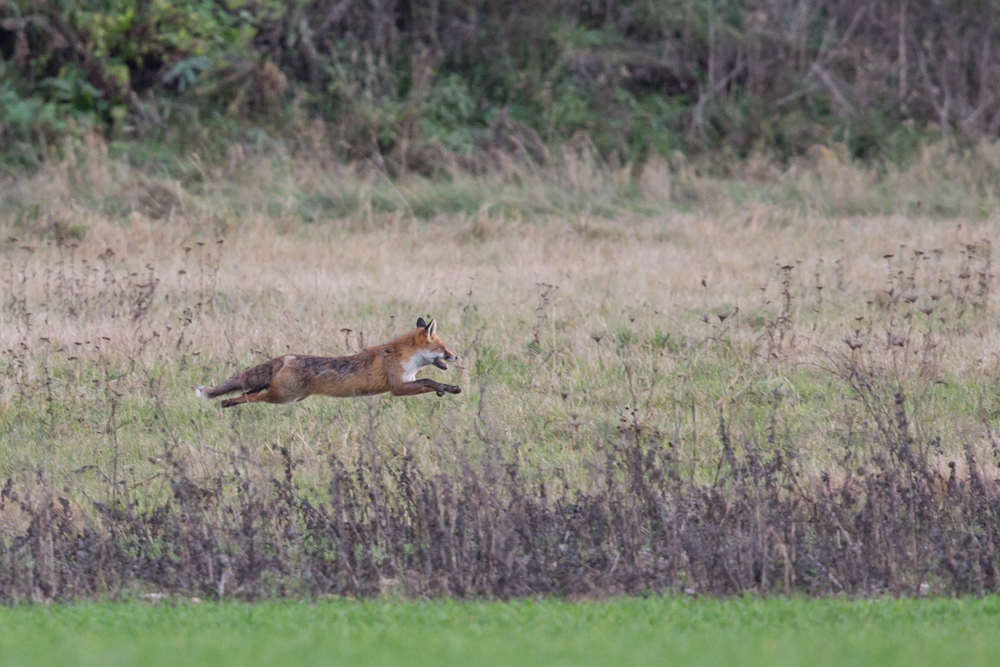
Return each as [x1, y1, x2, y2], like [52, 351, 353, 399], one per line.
[2, 0, 999, 173]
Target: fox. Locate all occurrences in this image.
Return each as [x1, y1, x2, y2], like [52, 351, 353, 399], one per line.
[194, 318, 461, 408]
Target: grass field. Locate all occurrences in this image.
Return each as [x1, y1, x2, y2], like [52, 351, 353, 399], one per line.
[2, 141, 1000, 599]
[2, 596, 999, 667]
[3, 144, 997, 492]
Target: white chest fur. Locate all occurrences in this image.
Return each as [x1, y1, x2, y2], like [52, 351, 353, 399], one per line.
[401, 352, 434, 382]
[403, 352, 430, 382]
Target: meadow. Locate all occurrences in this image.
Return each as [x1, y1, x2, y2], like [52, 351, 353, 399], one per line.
[2, 597, 1000, 667]
[2, 137, 1000, 600]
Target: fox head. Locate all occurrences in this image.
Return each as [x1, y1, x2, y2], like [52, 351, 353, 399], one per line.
[414, 317, 458, 370]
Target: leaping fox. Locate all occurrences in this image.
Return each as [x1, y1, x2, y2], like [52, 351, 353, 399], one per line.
[195, 318, 461, 408]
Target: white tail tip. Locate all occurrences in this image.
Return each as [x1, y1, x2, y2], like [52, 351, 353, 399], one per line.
[194, 386, 210, 399]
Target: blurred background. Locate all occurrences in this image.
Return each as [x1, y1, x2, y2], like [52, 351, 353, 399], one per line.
[1, 0, 997, 178]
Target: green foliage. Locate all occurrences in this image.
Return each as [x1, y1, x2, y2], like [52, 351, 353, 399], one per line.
[0, 81, 68, 166]
[163, 56, 212, 93]
[420, 74, 478, 153]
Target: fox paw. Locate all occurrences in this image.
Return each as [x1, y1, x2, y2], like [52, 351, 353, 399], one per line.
[436, 385, 461, 396]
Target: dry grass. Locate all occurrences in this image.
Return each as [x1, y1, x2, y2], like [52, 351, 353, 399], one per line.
[2, 140, 1000, 600]
[1, 138, 1000, 493]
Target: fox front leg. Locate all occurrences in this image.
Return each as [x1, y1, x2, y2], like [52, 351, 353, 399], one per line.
[392, 379, 461, 397]
[433, 381, 462, 397]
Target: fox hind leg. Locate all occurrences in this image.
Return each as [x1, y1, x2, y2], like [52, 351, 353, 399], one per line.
[220, 391, 277, 408]
[219, 379, 301, 407]
[221, 392, 262, 408]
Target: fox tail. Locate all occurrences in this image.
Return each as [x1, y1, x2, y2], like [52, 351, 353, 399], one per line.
[194, 357, 282, 399]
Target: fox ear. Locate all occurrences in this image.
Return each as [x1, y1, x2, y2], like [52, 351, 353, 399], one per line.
[426, 319, 437, 338]
[416, 317, 427, 329]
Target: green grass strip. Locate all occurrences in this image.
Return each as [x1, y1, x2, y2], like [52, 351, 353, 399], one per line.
[1, 596, 998, 667]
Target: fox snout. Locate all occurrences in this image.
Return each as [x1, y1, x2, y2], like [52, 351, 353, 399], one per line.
[433, 351, 457, 370]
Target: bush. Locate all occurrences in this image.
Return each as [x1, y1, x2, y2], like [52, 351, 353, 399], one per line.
[0, 1, 998, 169]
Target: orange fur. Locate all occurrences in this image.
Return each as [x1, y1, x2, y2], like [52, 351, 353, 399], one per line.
[195, 318, 461, 408]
